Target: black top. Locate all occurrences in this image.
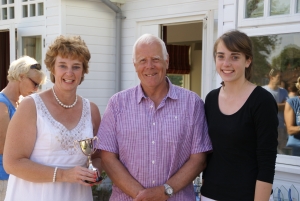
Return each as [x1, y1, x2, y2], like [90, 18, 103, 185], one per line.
[201, 86, 278, 201]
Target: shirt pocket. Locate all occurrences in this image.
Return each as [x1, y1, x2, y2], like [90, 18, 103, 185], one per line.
[161, 114, 188, 143]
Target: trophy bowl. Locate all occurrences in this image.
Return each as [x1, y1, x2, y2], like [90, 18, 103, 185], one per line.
[76, 136, 102, 183]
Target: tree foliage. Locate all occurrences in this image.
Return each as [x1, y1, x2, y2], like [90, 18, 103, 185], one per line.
[250, 35, 279, 85]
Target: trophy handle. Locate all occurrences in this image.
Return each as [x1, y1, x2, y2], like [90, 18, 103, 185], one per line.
[91, 136, 98, 154]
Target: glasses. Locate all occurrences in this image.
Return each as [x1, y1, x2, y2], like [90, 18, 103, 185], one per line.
[30, 63, 41, 70]
[27, 77, 41, 89]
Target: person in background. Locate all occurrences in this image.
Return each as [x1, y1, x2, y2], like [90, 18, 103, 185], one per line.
[98, 34, 212, 201]
[263, 69, 288, 154]
[3, 35, 101, 201]
[0, 56, 46, 201]
[201, 30, 278, 201]
[284, 77, 300, 156]
[286, 82, 298, 98]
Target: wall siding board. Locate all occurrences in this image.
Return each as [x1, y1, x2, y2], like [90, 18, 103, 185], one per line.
[77, 89, 116, 98]
[16, 21, 45, 28]
[46, 16, 60, 26]
[46, 0, 60, 8]
[46, 25, 60, 35]
[47, 7, 60, 17]
[123, 2, 218, 19]
[88, 45, 115, 54]
[80, 71, 115, 80]
[66, 25, 115, 37]
[76, 35, 115, 46]
[89, 63, 115, 72]
[66, 7, 114, 19]
[121, 0, 202, 11]
[66, 16, 115, 28]
[90, 54, 115, 63]
[80, 80, 116, 89]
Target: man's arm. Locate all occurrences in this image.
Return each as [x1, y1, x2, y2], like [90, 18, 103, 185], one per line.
[278, 102, 286, 111]
[101, 150, 145, 199]
[134, 152, 207, 201]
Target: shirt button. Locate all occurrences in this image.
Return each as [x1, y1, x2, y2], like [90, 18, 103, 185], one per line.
[152, 141, 155, 144]
[153, 123, 155, 125]
[175, 116, 177, 119]
[153, 180, 155, 184]
[150, 105, 153, 108]
[152, 160, 155, 164]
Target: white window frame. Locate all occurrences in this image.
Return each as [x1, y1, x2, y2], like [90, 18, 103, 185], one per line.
[237, 0, 300, 167]
[238, 0, 300, 29]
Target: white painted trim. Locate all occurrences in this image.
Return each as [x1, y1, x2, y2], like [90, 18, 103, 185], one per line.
[17, 27, 46, 90]
[9, 23, 15, 63]
[237, 0, 300, 29]
[239, 23, 300, 37]
[276, 154, 300, 167]
[184, 74, 190, 90]
[202, 10, 215, 99]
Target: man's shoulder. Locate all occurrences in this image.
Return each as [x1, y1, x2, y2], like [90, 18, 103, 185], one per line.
[172, 85, 202, 100]
[110, 86, 138, 100]
[278, 87, 288, 94]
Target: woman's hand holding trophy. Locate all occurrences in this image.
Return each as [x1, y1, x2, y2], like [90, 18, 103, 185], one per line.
[75, 136, 103, 184]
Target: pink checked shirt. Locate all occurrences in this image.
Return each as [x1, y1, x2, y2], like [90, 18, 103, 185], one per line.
[97, 78, 212, 201]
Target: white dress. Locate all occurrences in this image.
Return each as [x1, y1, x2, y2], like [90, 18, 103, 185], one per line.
[5, 94, 94, 201]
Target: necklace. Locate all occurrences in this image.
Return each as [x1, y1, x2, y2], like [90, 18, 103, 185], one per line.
[52, 87, 78, 109]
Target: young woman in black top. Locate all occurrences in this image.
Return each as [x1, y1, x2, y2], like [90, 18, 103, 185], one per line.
[200, 30, 278, 201]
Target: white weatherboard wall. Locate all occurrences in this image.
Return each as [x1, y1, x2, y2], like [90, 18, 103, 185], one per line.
[120, 0, 218, 93]
[62, 0, 117, 114]
[43, 0, 60, 90]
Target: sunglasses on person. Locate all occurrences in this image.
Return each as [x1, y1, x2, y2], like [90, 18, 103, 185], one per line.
[30, 63, 42, 70]
[27, 77, 41, 89]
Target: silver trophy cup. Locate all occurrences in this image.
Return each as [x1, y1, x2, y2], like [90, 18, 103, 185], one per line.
[76, 136, 102, 183]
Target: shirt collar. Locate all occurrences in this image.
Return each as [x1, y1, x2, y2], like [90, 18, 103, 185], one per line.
[136, 77, 178, 104]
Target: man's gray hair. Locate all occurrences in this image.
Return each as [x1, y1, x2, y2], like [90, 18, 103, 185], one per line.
[132, 34, 168, 63]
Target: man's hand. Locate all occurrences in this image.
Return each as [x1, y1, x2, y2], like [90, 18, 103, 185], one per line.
[133, 186, 169, 201]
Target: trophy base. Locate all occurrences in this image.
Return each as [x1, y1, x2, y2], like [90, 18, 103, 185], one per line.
[84, 176, 103, 184]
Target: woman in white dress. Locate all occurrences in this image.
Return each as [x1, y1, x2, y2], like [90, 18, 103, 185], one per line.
[3, 35, 102, 201]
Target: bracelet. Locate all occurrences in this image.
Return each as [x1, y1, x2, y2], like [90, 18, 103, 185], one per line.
[52, 167, 58, 183]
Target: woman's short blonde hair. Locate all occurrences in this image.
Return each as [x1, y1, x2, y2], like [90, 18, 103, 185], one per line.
[44, 35, 90, 84]
[7, 56, 46, 83]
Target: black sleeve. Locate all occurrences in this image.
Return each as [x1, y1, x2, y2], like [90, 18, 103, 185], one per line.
[253, 88, 278, 183]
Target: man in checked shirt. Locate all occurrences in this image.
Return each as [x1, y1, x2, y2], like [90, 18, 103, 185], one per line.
[97, 34, 212, 201]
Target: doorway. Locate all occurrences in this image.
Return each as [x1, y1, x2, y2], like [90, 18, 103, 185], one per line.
[0, 31, 10, 91]
[162, 22, 203, 97]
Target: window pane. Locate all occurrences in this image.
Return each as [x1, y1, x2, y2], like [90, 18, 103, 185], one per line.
[297, 0, 300, 13]
[23, 5, 28, 17]
[270, 0, 290, 16]
[250, 33, 300, 157]
[38, 2, 43, 16]
[2, 8, 7, 20]
[30, 4, 35, 17]
[2, 0, 7, 5]
[9, 0, 14, 3]
[9, 7, 14, 19]
[22, 36, 42, 64]
[245, 0, 264, 18]
[167, 75, 184, 87]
